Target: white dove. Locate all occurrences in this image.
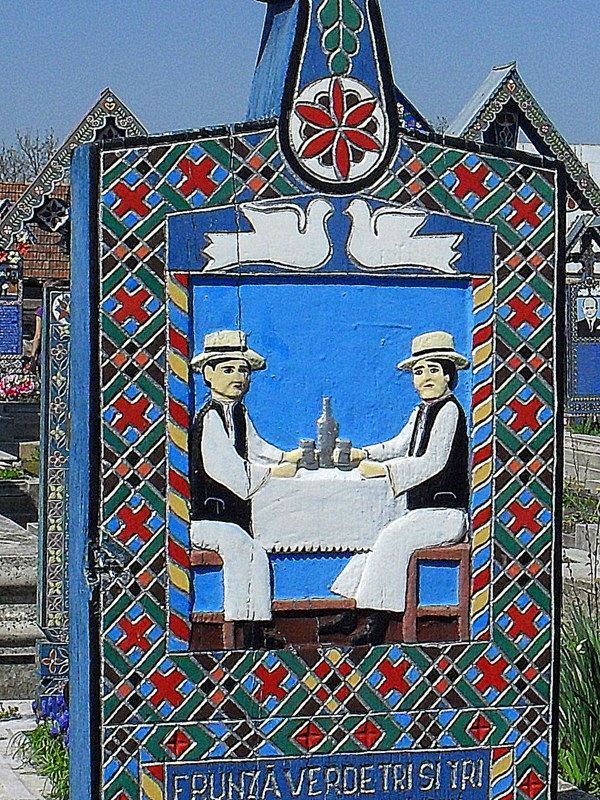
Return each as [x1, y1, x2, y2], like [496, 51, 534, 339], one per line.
[203, 199, 334, 272]
[345, 198, 463, 273]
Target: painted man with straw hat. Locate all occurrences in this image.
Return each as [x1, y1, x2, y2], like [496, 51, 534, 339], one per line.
[325, 331, 470, 645]
[188, 330, 300, 644]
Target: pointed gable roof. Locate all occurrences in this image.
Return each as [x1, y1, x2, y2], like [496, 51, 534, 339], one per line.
[0, 88, 147, 250]
[448, 62, 600, 214]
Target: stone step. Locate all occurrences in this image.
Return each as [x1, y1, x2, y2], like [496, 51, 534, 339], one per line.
[563, 522, 600, 552]
[0, 605, 39, 648]
[0, 559, 36, 604]
[0, 482, 37, 527]
[564, 432, 600, 491]
[0, 647, 36, 700]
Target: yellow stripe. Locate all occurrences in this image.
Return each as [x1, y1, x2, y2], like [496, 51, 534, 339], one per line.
[168, 278, 188, 313]
[473, 523, 491, 548]
[472, 341, 493, 368]
[473, 280, 493, 308]
[473, 461, 492, 488]
[491, 751, 513, 779]
[169, 562, 190, 593]
[168, 422, 187, 452]
[169, 491, 190, 523]
[473, 397, 492, 425]
[141, 774, 163, 800]
[471, 588, 489, 616]
[168, 351, 188, 382]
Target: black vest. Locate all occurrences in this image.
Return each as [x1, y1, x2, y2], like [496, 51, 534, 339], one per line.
[189, 400, 252, 533]
[406, 395, 469, 511]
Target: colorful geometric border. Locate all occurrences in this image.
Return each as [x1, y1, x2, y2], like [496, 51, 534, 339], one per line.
[38, 287, 71, 636]
[89, 123, 562, 800]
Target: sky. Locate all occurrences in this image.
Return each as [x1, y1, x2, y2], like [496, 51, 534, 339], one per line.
[1, 1, 599, 147]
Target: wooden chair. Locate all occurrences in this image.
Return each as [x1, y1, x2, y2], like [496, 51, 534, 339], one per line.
[402, 543, 470, 643]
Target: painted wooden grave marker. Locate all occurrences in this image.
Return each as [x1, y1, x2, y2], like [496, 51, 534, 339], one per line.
[69, 2, 564, 799]
[37, 286, 71, 699]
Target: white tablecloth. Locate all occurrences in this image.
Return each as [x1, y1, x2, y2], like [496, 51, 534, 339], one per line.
[252, 468, 405, 553]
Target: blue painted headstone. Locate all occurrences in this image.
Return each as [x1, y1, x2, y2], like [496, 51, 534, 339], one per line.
[68, 3, 563, 799]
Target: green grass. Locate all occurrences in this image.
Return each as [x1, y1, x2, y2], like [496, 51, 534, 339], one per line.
[568, 418, 600, 437]
[560, 608, 600, 794]
[560, 478, 600, 792]
[563, 478, 600, 535]
[12, 723, 68, 800]
[0, 467, 24, 480]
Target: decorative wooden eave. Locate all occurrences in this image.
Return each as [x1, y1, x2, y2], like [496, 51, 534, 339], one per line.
[449, 62, 600, 215]
[0, 88, 147, 249]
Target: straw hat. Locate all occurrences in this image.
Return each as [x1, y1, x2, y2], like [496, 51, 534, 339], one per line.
[397, 331, 470, 371]
[190, 330, 266, 372]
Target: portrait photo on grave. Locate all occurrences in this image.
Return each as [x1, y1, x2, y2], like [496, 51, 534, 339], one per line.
[181, 275, 475, 653]
[575, 288, 600, 339]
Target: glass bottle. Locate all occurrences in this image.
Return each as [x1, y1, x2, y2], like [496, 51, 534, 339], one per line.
[317, 396, 338, 468]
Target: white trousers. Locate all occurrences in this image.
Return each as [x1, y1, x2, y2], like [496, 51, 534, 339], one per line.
[190, 520, 272, 622]
[331, 508, 467, 613]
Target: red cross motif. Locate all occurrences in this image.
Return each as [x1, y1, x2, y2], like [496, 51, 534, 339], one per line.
[453, 163, 490, 201]
[474, 654, 509, 694]
[164, 729, 192, 758]
[293, 722, 325, 751]
[149, 668, 185, 708]
[506, 497, 543, 536]
[467, 713, 492, 743]
[377, 658, 411, 697]
[506, 295, 543, 330]
[518, 769, 545, 799]
[253, 663, 289, 702]
[508, 195, 543, 230]
[113, 183, 152, 219]
[506, 604, 540, 640]
[112, 394, 153, 435]
[112, 285, 152, 326]
[118, 615, 153, 654]
[508, 395, 544, 434]
[353, 720, 383, 749]
[116, 503, 153, 545]
[178, 156, 218, 198]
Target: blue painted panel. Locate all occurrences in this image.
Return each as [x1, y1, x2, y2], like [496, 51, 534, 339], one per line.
[68, 144, 95, 800]
[418, 561, 460, 607]
[247, 1, 299, 121]
[574, 343, 600, 395]
[191, 554, 352, 613]
[168, 197, 494, 278]
[193, 567, 224, 613]
[271, 553, 351, 601]
[0, 304, 21, 354]
[166, 749, 491, 800]
[191, 279, 472, 450]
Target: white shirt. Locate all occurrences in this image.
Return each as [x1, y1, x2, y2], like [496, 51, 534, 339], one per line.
[200, 402, 283, 501]
[365, 397, 460, 499]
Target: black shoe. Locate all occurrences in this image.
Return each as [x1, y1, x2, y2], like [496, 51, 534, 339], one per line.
[244, 623, 285, 649]
[263, 632, 286, 649]
[243, 622, 263, 649]
[351, 613, 389, 646]
[319, 610, 357, 636]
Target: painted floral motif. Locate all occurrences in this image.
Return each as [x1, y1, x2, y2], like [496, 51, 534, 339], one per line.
[294, 77, 382, 181]
[318, 0, 363, 76]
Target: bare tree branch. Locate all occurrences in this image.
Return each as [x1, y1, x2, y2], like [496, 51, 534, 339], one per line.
[0, 129, 58, 184]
